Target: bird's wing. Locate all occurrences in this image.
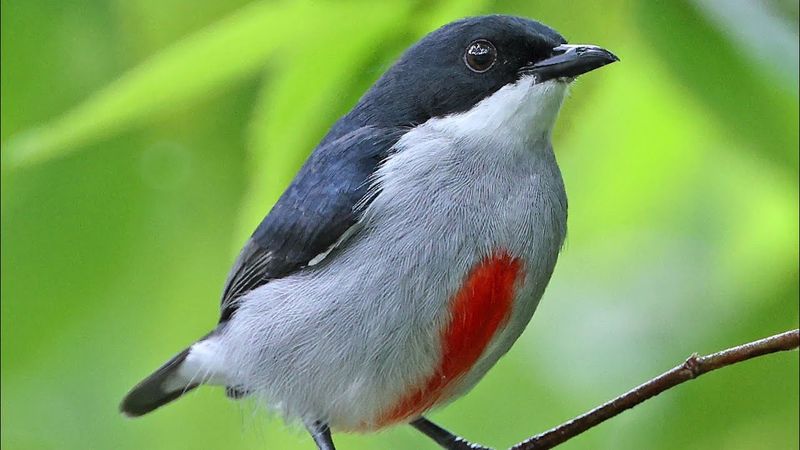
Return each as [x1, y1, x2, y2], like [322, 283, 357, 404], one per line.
[218, 126, 402, 322]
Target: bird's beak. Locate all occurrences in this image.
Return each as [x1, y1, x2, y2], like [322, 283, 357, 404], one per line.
[522, 44, 619, 82]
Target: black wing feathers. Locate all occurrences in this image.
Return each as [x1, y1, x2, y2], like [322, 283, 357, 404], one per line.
[219, 126, 402, 322]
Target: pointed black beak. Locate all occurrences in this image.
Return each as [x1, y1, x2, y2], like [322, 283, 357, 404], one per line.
[522, 44, 619, 82]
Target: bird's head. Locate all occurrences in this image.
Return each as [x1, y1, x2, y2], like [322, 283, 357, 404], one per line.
[353, 15, 618, 140]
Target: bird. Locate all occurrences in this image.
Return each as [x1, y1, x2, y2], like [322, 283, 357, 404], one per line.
[120, 14, 617, 450]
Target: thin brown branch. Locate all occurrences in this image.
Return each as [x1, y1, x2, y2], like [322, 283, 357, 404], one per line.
[509, 328, 800, 450]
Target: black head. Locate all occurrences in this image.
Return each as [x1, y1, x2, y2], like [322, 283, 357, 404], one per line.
[349, 15, 617, 129]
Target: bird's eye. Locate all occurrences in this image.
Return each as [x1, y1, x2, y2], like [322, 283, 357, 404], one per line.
[464, 40, 497, 73]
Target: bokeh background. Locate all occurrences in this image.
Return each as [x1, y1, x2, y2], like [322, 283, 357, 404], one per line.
[2, 0, 798, 449]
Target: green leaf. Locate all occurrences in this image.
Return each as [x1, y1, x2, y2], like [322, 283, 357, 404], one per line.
[2, 1, 346, 168]
[411, 0, 493, 34]
[636, 0, 799, 172]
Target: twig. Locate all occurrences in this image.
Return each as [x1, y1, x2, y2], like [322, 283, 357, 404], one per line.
[510, 329, 800, 450]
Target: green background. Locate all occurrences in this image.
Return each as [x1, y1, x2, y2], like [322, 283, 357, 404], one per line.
[2, 0, 798, 449]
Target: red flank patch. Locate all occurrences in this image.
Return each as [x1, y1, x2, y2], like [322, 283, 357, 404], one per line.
[374, 250, 523, 428]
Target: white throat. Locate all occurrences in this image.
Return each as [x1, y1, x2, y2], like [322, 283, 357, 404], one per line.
[427, 76, 568, 146]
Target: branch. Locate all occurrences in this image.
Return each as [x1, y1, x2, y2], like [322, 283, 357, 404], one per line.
[510, 328, 800, 450]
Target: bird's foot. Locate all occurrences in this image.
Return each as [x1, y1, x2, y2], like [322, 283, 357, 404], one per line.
[306, 421, 335, 450]
[410, 417, 493, 450]
[447, 437, 492, 450]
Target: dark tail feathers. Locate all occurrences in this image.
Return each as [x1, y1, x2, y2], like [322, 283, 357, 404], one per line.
[120, 347, 198, 417]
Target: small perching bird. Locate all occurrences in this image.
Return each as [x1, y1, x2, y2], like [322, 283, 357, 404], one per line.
[121, 15, 617, 450]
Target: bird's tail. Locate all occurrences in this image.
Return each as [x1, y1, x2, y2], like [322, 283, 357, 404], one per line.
[120, 334, 226, 417]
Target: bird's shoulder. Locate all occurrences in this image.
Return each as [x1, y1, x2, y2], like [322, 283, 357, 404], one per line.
[218, 124, 405, 322]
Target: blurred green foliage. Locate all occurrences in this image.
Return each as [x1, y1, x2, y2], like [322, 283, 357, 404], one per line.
[2, 0, 798, 449]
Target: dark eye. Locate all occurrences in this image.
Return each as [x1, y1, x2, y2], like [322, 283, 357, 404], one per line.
[464, 39, 497, 73]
